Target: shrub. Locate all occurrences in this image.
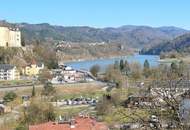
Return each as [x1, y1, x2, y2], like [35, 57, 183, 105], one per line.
[3, 91, 17, 103]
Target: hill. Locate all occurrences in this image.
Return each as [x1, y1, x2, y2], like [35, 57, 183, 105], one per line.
[0, 20, 188, 48]
[141, 33, 190, 55]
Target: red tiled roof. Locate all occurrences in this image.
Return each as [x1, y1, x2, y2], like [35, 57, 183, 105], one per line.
[29, 117, 109, 130]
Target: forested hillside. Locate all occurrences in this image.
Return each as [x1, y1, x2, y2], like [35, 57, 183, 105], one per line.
[0, 20, 188, 48]
[141, 33, 190, 55]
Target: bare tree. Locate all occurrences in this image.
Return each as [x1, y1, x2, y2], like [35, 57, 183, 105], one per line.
[116, 65, 190, 130]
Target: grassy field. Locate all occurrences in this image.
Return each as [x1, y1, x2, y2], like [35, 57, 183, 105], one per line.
[0, 80, 33, 87]
[0, 82, 105, 98]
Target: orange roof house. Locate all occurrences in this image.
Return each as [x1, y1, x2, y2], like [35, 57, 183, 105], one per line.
[29, 117, 109, 130]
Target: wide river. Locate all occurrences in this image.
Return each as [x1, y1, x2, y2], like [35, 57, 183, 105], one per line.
[65, 54, 159, 71]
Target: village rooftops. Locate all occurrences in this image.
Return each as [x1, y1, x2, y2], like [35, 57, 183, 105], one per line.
[0, 64, 15, 70]
[29, 117, 109, 130]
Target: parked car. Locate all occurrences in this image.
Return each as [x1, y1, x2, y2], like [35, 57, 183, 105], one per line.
[149, 115, 161, 129]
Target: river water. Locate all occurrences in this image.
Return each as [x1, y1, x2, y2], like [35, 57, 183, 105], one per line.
[65, 54, 159, 71]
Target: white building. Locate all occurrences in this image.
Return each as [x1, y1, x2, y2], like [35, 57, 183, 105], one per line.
[0, 26, 21, 47]
[0, 64, 20, 80]
[51, 65, 94, 84]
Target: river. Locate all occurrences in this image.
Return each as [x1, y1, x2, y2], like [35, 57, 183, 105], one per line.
[65, 54, 159, 71]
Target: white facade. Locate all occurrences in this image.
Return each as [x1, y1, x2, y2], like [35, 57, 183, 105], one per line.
[51, 65, 94, 84]
[0, 65, 20, 80]
[0, 27, 21, 47]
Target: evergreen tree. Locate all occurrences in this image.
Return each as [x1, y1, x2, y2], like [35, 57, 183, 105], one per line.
[119, 59, 124, 71]
[144, 59, 150, 69]
[124, 60, 130, 76]
[143, 59, 150, 78]
[21, 35, 26, 46]
[171, 62, 178, 73]
[178, 60, 185, 76]
[32, 84, 35, 97]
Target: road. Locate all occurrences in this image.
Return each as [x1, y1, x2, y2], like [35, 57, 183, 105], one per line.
[0, 84, 42, 92]
[0, 81, 107, 92]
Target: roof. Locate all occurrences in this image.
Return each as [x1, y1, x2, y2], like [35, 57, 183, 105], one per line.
[37, 62, 44, 67]
[0, 64, 15, 70]
[29, 117, 109, 130]
[64, 66, 72, 71]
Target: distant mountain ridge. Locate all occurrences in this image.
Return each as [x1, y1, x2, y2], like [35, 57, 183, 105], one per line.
[0, 20, 189, 48]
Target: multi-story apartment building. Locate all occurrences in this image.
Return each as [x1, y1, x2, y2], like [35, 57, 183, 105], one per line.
[0, 64, 20, 80]
[0, 26, 21, 47]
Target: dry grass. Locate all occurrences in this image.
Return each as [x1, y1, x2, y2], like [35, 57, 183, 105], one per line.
[0, 82, 104, 98]
[56, 82, 102, 94]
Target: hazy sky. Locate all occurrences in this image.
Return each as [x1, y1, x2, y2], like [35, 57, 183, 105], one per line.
[0, 0, 189, 29]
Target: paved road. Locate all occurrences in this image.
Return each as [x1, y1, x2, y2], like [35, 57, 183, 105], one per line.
[0, 81, 107, 92]
[0, 84, 42, 92]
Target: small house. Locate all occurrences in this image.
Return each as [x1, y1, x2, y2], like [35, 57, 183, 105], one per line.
[22, 60, 44, 76]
